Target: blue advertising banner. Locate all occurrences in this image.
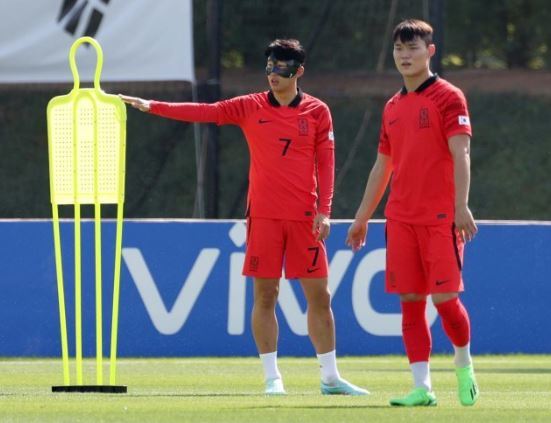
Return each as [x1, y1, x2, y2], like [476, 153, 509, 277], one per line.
[0, 220, 549, 357]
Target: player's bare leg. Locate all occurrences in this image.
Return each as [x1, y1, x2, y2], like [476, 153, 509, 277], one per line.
[300, 277, 368, 396]
[300, 278, 335, 354]
[252, 278, 280, 354]
[252, 278, 286, 395]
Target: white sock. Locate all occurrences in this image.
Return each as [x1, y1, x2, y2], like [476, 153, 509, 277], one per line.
[259, 351, 281, 381]
[410, 361, 431, 391]
[317, 350, 341, 385]
[454, 343, 473, 368]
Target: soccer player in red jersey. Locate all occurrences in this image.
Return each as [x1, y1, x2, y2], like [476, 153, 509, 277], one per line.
[121, 39, 367, 396]
[346, 20, 479, 406]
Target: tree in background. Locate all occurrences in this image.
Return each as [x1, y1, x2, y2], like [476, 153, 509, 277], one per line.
[446, 0, 551, 69]
[194, 0, 551, 71]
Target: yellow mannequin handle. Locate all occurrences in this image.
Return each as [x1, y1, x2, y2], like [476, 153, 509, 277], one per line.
[69, 36, 103, 92]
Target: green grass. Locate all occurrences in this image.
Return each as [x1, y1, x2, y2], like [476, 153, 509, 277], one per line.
[0, 355, 550, 422]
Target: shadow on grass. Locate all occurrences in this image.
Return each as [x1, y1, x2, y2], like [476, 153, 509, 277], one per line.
[242, 405, 388, 410]
[78, 393, 380, 400]
[0, 392, 265, 398]
[90, 393, 260, 398]
[375, 368, 551, 374]
[474, 368, 551, 374]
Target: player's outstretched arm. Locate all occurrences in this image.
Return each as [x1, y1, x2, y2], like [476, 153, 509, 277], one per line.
[346, 153, 392, 251]
[119, 94, 151, 112]
[119, 94, 246, 125]
[448, 134, 478, 242]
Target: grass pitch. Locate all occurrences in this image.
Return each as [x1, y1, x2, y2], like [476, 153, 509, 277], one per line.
[0, 355, 549, 422]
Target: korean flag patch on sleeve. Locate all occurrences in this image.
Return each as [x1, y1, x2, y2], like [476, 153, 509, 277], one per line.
[328, 131, 335, 141]
[458, 115, 470, 126]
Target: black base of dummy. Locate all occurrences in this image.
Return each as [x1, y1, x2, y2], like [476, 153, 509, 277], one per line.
[52, 385, 127, 393]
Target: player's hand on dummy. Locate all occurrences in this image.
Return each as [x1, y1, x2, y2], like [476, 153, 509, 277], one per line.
[119, 94, 151, 112]
[313, 213, 330, 241]
[455, 205, 478, 242]
[346, 219, 368, 252]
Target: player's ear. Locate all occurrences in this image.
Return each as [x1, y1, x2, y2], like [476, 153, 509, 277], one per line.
[428, 43, 436, 58]
[295, 65, 305, 79]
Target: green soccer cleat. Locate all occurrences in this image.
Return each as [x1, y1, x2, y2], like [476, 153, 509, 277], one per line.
[320, 378, 369, 396]
[265, 378, 286, 396]
[389, 388, 437, 407]
[456, 365, 479, 406]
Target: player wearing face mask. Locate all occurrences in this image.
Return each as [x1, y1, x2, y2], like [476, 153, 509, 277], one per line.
[120, 38, 368, 397]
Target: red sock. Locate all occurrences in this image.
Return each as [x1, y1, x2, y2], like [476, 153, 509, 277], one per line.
[401, 301, 431, 363]
[435, 297, 471, 347]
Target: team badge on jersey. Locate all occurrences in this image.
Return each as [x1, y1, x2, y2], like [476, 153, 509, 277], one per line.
[419, 107, 430, 128]
[298, 118, 309, 136]
[458, 115, 470, 126]
[249, 256, 260, 272]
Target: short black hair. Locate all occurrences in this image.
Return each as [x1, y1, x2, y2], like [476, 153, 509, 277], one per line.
[265, 39, 306, 64]
[393, 19, 433, 45]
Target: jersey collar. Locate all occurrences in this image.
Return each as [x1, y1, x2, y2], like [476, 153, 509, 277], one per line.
[267, 88, 303, 107]
[400, 74, 439, 95]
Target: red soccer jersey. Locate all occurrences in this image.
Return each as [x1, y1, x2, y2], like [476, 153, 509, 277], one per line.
[378, 76, 472, 225]
[149, 90, 335, 220]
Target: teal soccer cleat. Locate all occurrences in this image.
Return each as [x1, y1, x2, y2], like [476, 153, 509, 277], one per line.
[320, 378, 369, 396]
[265, 378, 286, 395]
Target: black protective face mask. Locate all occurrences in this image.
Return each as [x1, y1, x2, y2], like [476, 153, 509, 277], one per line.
[265, 55, 300, 78]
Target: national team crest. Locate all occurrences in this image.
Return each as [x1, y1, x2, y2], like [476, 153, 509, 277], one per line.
[249, 256, 259, 272]
[419, 107, 430, 128]
[298, 118, 309, 136]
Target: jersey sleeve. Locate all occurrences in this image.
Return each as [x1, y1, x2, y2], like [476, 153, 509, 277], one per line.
[149, 101, 219, 123]
[443, 89, 472, 139]
[149, 95, 255, 126]
[378, 119, 391, 155]
[212, 96, 255, 125]
[315, 105, 335, 217]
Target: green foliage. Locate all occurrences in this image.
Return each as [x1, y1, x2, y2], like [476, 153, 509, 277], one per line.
[0, 87, 549, 219]
[332, 91, 551, 221]
[0, 90, 50, 216]
[468, 92, 551, 219]
[446, 0, 551, 69]
[194, 0, 551, 71]
[193, 0, 425, 72]
[0, 84, 198, 218]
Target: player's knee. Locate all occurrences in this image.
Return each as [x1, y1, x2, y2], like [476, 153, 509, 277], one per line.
[432, 292, 458, 305]
[307, 289, 331, 310]
[399, 293, 426, 302]
[254, 287, 279, 309]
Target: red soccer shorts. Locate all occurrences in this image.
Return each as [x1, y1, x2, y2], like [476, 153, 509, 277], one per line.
[385, 219, 464, 294]
[242, 218, 328, 279]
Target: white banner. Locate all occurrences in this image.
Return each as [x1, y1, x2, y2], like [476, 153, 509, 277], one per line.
[0, 0, 195, 82]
